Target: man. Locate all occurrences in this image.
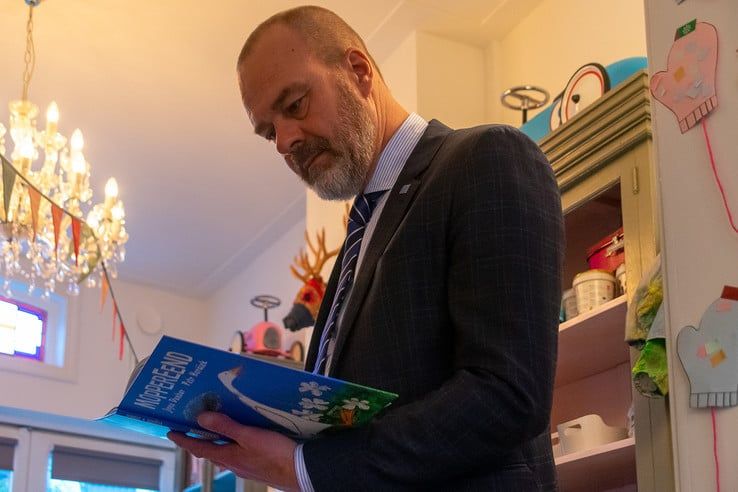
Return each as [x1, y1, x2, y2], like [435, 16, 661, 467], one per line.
[170, 6, 564, 491]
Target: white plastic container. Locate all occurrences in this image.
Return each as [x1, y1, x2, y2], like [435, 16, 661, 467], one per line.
[557, 414, 628, 455]
[562, 288, 578, 321]
[616, 263, 627, 295]
[572, 269, 616, 313]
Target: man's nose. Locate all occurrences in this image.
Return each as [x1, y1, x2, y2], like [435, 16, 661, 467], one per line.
[274, 119, 304, 156]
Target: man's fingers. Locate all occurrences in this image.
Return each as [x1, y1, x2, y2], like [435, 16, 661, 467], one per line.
[167, 431, 223, 459]
[197, 412, 248, 442]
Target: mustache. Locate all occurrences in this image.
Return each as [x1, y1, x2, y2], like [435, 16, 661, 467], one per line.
[290, 138, 333, 172]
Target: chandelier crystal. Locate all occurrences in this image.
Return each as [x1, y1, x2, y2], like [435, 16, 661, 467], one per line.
[0, 1, 128, 298]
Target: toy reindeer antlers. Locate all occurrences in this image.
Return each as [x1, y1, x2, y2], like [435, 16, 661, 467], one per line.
[290, 228, 340, 282]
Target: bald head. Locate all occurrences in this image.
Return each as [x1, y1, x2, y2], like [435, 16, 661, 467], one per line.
[237, 5, 382, 79]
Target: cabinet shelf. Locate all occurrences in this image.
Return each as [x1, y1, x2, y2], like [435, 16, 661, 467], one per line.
[556, 437, 636, 491]
[556, 295, 629, 387]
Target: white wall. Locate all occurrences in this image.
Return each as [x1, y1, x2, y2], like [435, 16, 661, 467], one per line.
[489, 0, 647, 125]
[416, 32, 486, 129]
[644, 2, 738, 491]
[207, 218, 309, 355]
[0, 278, 208, 419]
[381, 32, 419, 114]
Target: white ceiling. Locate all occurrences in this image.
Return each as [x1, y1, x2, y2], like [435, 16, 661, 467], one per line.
[0, 0, 540, 298]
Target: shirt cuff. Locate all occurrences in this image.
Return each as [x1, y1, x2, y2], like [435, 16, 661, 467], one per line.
[294, 443, 315, 492]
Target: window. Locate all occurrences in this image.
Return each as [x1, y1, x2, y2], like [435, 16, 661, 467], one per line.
[0, 295, 47, 361]
[47, 448, 160, 491]
[0, 276, 77, 381]
[0, 423, 174, 491]
[0, 437, 15, 492]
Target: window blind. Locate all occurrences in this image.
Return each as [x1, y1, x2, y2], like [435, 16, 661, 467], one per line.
[51, 445, 162, 490]
[0, 437, 15, 470]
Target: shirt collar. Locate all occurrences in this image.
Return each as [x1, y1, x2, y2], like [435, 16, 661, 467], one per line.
[363, 113, 428, 194]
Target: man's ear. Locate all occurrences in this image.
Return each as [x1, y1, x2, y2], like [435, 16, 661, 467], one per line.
[345, 49, 373, 97]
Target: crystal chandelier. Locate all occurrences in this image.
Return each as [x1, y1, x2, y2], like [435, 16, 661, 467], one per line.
[0, 0, 128, 298]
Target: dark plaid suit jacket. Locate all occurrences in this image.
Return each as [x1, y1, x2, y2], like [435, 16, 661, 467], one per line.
[303, 121, 564, 491]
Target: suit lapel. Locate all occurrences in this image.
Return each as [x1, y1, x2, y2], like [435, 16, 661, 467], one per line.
[328, 120, 451, 373]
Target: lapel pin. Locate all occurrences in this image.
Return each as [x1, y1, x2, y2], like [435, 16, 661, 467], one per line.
[399, 184, 411, 195]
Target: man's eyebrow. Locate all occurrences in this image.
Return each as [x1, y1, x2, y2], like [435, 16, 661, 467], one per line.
[253, 83, 309, 137]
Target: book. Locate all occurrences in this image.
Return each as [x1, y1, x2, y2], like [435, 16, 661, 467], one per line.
[98, 335, 398, 441]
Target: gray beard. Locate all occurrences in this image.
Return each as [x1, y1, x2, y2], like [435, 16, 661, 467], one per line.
[303, 82, 376, 201]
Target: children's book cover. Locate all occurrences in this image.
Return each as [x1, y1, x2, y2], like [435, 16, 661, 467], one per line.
[98, 336, 397, 441]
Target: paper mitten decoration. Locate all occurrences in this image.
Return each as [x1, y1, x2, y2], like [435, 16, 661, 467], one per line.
[650, 21, 718, 133]
[677, 286, 738, 408]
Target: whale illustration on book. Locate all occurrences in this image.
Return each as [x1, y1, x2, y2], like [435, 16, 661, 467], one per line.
[218, 366, 332, 438]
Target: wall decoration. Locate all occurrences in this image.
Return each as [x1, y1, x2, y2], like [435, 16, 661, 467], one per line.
[677, 285, 738, 492]
[676, 286, 738, 409]
[649, 20, 718, 133]
[284, 229, 339, 331]
[650, 20, 738, 236]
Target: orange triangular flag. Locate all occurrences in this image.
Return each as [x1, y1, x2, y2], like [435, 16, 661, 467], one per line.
[71, 217, 81, 265]
[119, 321, 125, 360]
[51, 204, 64, 257]
[28, 187, 41, 240]
[112, 301, 117, 341]
[2, 159, 16, 221]
[100, 275, 109, 312]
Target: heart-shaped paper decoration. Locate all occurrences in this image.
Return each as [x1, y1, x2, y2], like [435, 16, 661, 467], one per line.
[650, 22, 718, 133]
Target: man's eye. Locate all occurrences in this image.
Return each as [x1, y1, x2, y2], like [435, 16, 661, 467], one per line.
[287, 96, 304, 115]
[265, 129, 276, 141]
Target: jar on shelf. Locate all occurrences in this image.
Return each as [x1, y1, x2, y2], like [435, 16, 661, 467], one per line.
[562, 288, 578, 321]
[616, 262, 627, 295]
[573, 269, 617, 313]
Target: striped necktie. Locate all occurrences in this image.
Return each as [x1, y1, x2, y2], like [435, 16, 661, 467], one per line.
[313, 190, 386, 374]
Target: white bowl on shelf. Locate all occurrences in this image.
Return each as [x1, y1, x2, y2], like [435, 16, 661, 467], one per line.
[557, 414, 628, 455]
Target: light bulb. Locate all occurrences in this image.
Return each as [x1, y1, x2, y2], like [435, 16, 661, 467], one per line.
[46, 102, 59, 124]
[72, 153, 86, 174]
[104, 178, 119, 200]
[46, 101, 59, 138]
[70, 129, 84, 153]
[18, 138, 34, 159]
[112, 202, 125, 221]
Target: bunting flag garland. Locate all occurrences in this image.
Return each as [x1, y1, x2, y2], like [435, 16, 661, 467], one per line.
[100, 275, 109, 312]
[112, 300, 118, 341]
[28, 187, 41, 240]
[119, 320, 125, 360]
[51, 203, 64, 257]
[0, 153, 139, 364]
[71, 217, 81, 265]
[2, 159, 16, 221]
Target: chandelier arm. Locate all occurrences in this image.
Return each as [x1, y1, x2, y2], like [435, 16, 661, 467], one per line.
[21, 5, 35, 101]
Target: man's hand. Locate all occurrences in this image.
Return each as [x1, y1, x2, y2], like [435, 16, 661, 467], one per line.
[168, 412, 300, 491]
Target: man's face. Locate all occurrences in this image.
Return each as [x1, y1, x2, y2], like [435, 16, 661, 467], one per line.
[239, 25, 377, 200]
